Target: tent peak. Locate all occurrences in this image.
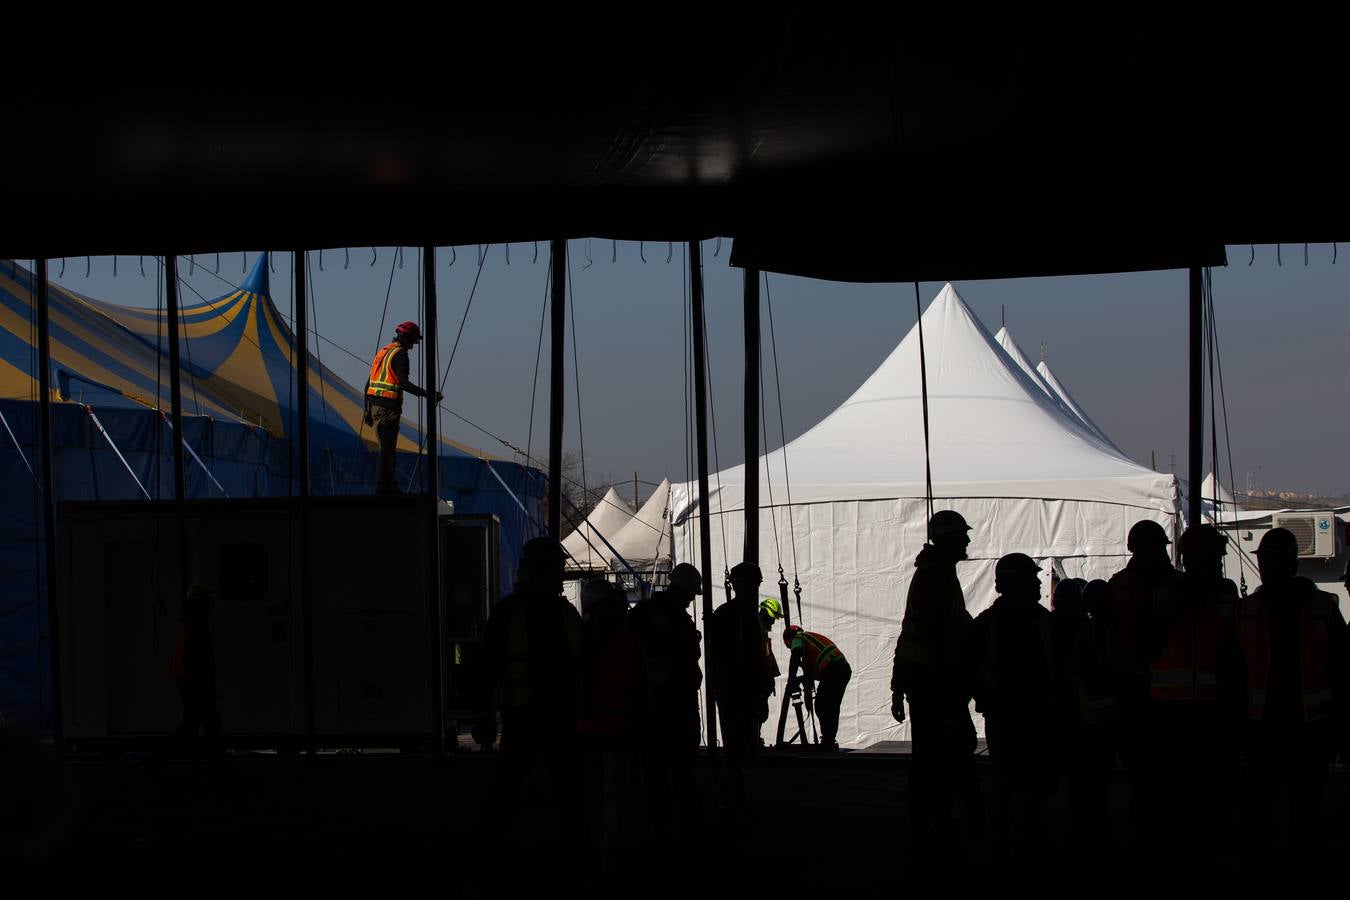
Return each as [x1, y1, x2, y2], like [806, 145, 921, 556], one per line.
[241, 252, 270, 298]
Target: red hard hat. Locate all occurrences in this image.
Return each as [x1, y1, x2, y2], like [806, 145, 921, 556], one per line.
[782, 624, 802, 646]
[395, 321, 422, 340]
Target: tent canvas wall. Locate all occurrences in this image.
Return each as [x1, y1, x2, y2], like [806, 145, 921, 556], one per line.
[671, 284, 1178, 749]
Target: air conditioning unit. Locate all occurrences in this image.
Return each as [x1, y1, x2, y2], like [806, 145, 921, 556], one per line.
[1272, 511, 1342, 559]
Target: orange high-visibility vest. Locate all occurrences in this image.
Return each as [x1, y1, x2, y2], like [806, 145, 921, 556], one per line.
[366, 342, 404, 401]
[792, 631, 845, 678]
[1237, 589, 1337, 722]
[1150, 591, 1233, 702]
[168, 622, 188, 680]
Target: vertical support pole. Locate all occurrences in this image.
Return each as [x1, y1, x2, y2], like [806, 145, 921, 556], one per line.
[165, 256, 189, 534]
[743, 267, 760, 567]
[295, 251, 315, 755]
[423, 245, 443, 755]
[165, 257, 189, 606]
[690, 240, 717, 748]
[1188, 266, 1203, 529]
[35, 260, 62, 748]
[548, 239, 566, 540]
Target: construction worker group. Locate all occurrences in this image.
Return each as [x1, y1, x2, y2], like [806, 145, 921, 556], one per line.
[463, 506, 1347, 884]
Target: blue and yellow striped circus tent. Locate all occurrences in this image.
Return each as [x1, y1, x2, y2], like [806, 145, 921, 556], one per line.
[1, 253, 495, 463]
[0, 254, 543, 730]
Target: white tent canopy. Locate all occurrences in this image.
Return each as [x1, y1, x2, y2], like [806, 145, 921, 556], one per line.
[995, 325, 1120, 456]
[995, 325, 1057, 402]
[607, 478, 674, 572]
[1036, 357, 1122, 455]
[1201, 471, 1237, 508]
[672, 283, 1178, 749]
[561, 487, 636, 571]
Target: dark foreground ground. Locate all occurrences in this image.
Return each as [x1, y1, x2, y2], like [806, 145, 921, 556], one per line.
[8, 743, 1350, 897]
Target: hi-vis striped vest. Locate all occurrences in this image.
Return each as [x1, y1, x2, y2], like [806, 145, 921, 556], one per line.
[792, 631, 845, 677]
[1237, 589, 1337, 722]
[366, 342, 404, 401]
[1150, 592, 1234, 702]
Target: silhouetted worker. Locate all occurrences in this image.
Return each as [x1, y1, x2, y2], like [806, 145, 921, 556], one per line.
[1149, 525, 1244, 875]
[891, 510, 981, 856]
[363, 321, 442, 495]
[967, 553, 1057, 869]
[627, 562, 704, 840]
[1108, 518, 1179, 857]
[782, 625, 851, 750]
[169, 584, 223, 758]
[758, 596, 784, 692]
[1071, 579, 1119, 846]
[473, 538, 586, 862]
[1050, 577, 1089, 837]
[577, 579, 641, 876]
[1238, 527, 1349, 880]
[710, 561, 773, 817]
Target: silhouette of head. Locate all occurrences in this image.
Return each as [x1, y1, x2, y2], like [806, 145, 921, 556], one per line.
[1082, 579, 1113, 623]
[669, 562, 702, 605]
[1178, 525, 1227, 579]
[729, 561, 762, 599]
[928, 510, 971, 561]
[995, 553, 1042, 601]
[1052, 578, 1084, 618]
[520, 537, 566, 596]
[1255, 527, 1299, 587]
[1127, 520, 1171, 565]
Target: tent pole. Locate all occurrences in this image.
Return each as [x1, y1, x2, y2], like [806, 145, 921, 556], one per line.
[165, 256, 191, 744]
[690, 240, 717, 749]
[295, 250, 316, 757]
[743, 267, 760, 567]
[35, 259, 63, 748]
[422, 245, 444, 756]
[548, 239, 566, 540]
[1188, 266, 1203, 529]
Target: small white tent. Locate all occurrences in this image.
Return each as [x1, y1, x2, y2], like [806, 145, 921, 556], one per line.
[671, 283, 1178, 748]
[1200, 472, 1237, 509]
[607, 478, 674, 573]
[561, 487, 636, 571]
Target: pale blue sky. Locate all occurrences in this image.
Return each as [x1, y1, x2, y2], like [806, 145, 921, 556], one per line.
[48, 241, 1349, 499]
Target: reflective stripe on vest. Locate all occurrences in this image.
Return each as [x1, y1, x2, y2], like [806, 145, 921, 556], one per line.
[1237, 591, 1337, 722]
[1150, 601, 1229, 702]
[794, 631, 843, 677]
[366, 342, 403, 400]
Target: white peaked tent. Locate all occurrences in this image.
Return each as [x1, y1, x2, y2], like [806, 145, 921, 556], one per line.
[1201, 472, 1237, 509]
[1198, 471, 1244, 524]
[1036, 357, 1123, 455]
[995, 326, 1059, 403]
[994, 326, 1115, 452]
[561, 487, 636, 571]
[671, 283, 1179, 749]
[607, 479, 674, 572]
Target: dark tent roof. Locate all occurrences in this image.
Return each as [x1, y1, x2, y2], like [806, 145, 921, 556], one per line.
[3, 25, 1342, 281]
